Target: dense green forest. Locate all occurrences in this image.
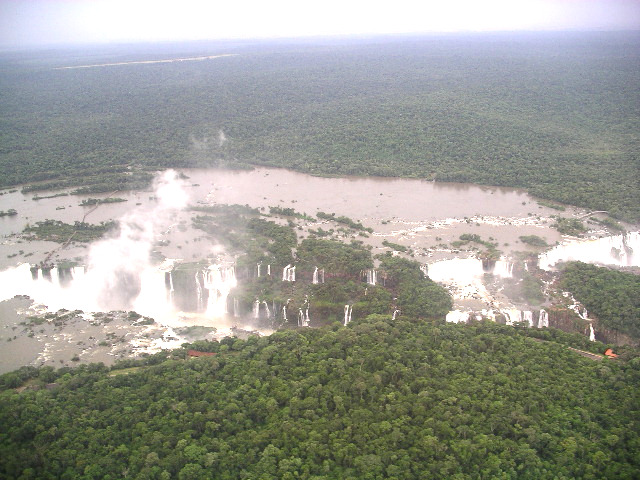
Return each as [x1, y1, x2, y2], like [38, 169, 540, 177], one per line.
[1, 319, 638, 479]
[1, 32, 638, 220]
[560, 262, 640, 340]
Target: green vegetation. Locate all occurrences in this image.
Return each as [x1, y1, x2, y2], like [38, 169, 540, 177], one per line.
[381, 240, 408, 252]
[3, 33, 636, 219]
[552, 217, 587, 236]
[1, 319, 638, 479]
[297, 238, 372, 278]
[502, 272, 546, 307]
[268, 206, 315, 221]
[560, 262, 640, 340]
[592, 217, 625, 232]
[317, 212, 373, 233]
[536, 200, 565, 211]
[452, 233, 501, 260]
[80, 197, 127, 206]
[518, 235, 549, 248]
[22, 219, 117, 243]
[378, 255, 452, 318]
[0, 209, 17, 217]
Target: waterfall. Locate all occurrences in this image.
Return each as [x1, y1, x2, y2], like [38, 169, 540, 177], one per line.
[282, 305, 288, 321]
[538, 309, 549, 328]
[168, 272, 175, 305]
[589, 323, 596, 342]
[267, 264, 271, 276]
[194, 272, 203, 311]
[523, 261, 529, 272]
[262, 301, 271, 319]
[523, 311, 534, 327]
[282, 265, 296, 282]
[446, 310, 469, 323]
[420, 264, 428, 278]
[312, 267, 319, 284]
[297, 308, 309, 327]
[252, 299, 260, 319]
[257, 263, 261, 277]
[203, 265, 237, 318]
[502, 309, 522, 325]
[493, 259, 514, 278]
[344, 304, 353, 326]
[538, 231, 639, 270]
[392, 309, 400, 321]
[364, 269, 377, 285]
[233, 297, 239, 318]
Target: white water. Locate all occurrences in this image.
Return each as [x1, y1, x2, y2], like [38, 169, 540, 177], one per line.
[312, 267, 319, 285]
[282, 265, 296, 282]
[589, 323, 596, 342]
[343, 304, 353, 326]
[364, 269, 377, 286]
[538, 309, 549, 328]
[204, 265, 237, 318]
[539, 232, 639, 270]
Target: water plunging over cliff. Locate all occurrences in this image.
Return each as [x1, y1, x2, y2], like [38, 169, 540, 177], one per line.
[538, 232, 639, 270]
[282, 265, 296, 282]
[344, 305, 353, 326]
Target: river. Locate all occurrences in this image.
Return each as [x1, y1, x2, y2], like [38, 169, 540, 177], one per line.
[0, 167, 637, 372]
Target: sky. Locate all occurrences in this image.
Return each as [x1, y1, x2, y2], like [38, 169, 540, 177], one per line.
[1, 0, 639, 48]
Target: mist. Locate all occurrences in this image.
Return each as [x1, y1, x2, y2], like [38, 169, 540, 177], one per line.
[1, 0, 638, 48]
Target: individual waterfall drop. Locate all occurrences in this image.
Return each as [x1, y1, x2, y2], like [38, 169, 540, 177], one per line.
[523, 311, 534, 327]
[203, 265, 237, 318]
[344, 304, 353, 326]
[262, 301, 271, 319]
[364, 269, 377, 285]
[502, 309, 522, 325]
[282, 265, 296, 282]
[267, 264, 271, 276]
[589, 323, 596, 342]
[297, 308, 309, 327]
[168, 272, 175, 306]
[493, 259, 514, 278]
[312, 267, 319, 285]
[538, 309, 549, 328]
[194, 271, 203, 311]
[257, 263, 261, 277]
[253, 299, 260, 319]
[392, 309, 400, 321]
[233, 297, 239, 318]
[446, 310, 470, 323]
[419, 264, 428, 278]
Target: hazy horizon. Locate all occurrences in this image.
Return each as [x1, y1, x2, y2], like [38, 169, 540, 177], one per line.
[1, 0, 639, 49]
